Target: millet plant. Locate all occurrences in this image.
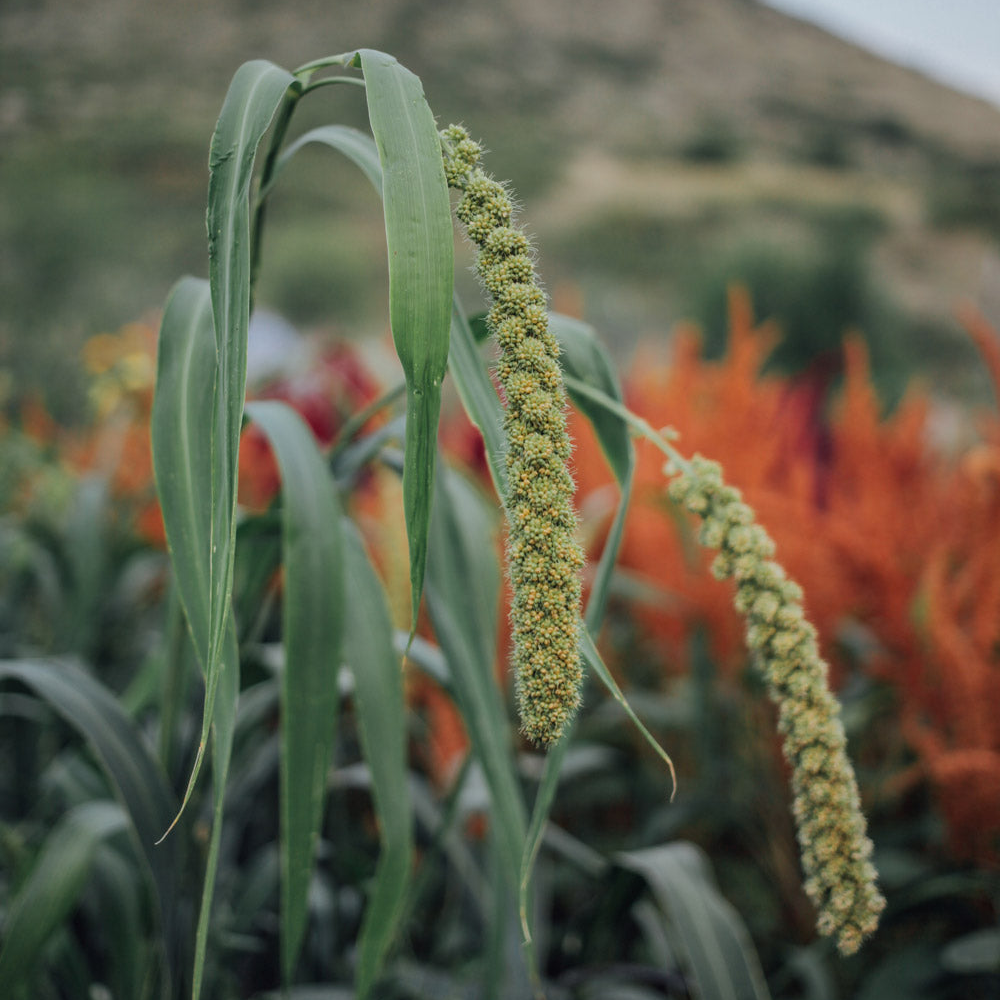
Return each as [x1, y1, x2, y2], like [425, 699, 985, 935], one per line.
[0, 50, 883, 999]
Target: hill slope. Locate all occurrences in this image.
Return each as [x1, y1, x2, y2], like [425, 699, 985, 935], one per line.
[2, 0, 999, 405]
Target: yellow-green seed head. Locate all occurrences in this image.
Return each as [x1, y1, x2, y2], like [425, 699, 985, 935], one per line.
[443, 127, 584, 747]
[666, 454, 885, 954]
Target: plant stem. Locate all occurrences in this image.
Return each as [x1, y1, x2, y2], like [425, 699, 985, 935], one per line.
[561, 373, 689, 471]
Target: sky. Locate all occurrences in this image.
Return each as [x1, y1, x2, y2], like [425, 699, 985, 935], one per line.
[761, 0, 1000, 109]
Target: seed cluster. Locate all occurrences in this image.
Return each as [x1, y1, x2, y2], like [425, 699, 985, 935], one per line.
[442, 125, 583, 747]
[668, 455, 885, 955]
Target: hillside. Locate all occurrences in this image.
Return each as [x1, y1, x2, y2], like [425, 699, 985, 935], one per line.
[3, 0, 1000, 409]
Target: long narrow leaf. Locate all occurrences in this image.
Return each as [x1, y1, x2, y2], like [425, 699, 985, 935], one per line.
[276, 125, 383, 197]
[152, 279, 243, 998]
[0, 658, 179, 991]
[581, 631, 676, 790]
[550, 312, 633, 487]
[359, 48, 453, 639]
[447, 302, 507, 494]
[0, 801, 127, 989]
[152, 276, 244, 998]
[151, 277, 218, 824]
[341, 523, 412, 999]
[152, 277, 214, 665]
[191, 617, 239, 1000]
[89, 843, 148, 1000]
[206, 57, 296, 727]
[618, 843, 771, 1000]
[246, 400, 345, 983]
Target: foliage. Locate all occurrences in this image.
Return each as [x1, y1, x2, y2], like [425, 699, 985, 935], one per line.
[1, 48, 998, 1000]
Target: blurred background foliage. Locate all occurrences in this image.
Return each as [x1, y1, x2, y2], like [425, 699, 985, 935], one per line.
[3, 0, 1000, 420]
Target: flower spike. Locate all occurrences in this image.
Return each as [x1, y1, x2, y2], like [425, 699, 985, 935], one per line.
[442, 125, 584, 747]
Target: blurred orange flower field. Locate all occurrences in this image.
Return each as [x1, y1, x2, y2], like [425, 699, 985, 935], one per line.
[571, 289, 1000, 866]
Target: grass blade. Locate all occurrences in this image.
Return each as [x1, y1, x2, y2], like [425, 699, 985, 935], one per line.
[151, 276, 226, 833]
[580, 630, 676, 791]
[206, 56, 296, 737]
[89, 843, 148, 1000]
[358, 48, 454, 640]
[0, 658, 179, 991]
[191, 617, 239, 1000]
[618, 843, 772, 1000]
[152, 277, 214, 665]
[152, 277, 244, 997]
[276, 124, 383, 197]
[447, 302, 507, 494]
[246, 400, 345, 983]
[550, 312, 634, 487]
[342, 523, 412, 999]
[0, 801, 127, 990]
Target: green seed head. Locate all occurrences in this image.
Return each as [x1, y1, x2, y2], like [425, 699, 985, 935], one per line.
[443, 127, 584, 747]
[667, 454, 885, 954]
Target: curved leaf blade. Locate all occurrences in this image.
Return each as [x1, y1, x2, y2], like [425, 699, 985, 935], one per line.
[207, 57, 297, 695]
[581, 630, 676, 791]
[277, 124, 383, 197]
[359, 48, 454, 638]
[618, 843, 771, 1000]
[0, 658, 179, 988]
[0, 801, 127, 990]
[191, 617, 240, 1000]
[447, 303, 507, 495]
[246, 400, 345, 983]
[152, 276, 214, 664]
[151, 276, 225, 835]
[550, 312, 633, 487]
[342, 523, 412, 1000]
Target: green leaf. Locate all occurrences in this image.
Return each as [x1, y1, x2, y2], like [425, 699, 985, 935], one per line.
[0, 801, 127, 990]
[62, 477, 110, 657]
[277, 124, 383, 196]
[447, 303, 507, 495]
[135, 270, 241, 1000]
[152, 277, 214, 665]
[191, 617, 239, 1000]
[550, 312, 633, 488]
[88, 844, 149, 1000]
[425, 464, 526, 891]
[617, 843, 771, 1000]
[940, 928, 1000, 974]
[358, 48, 454, 639]
[151, 276, 229, 848]
[580, 631, 676, 791]
[0, 658, 179, 990]
[206, 56, 296, 723]
[246, 400, 345, 983]
[341, 523, 412, 1000]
